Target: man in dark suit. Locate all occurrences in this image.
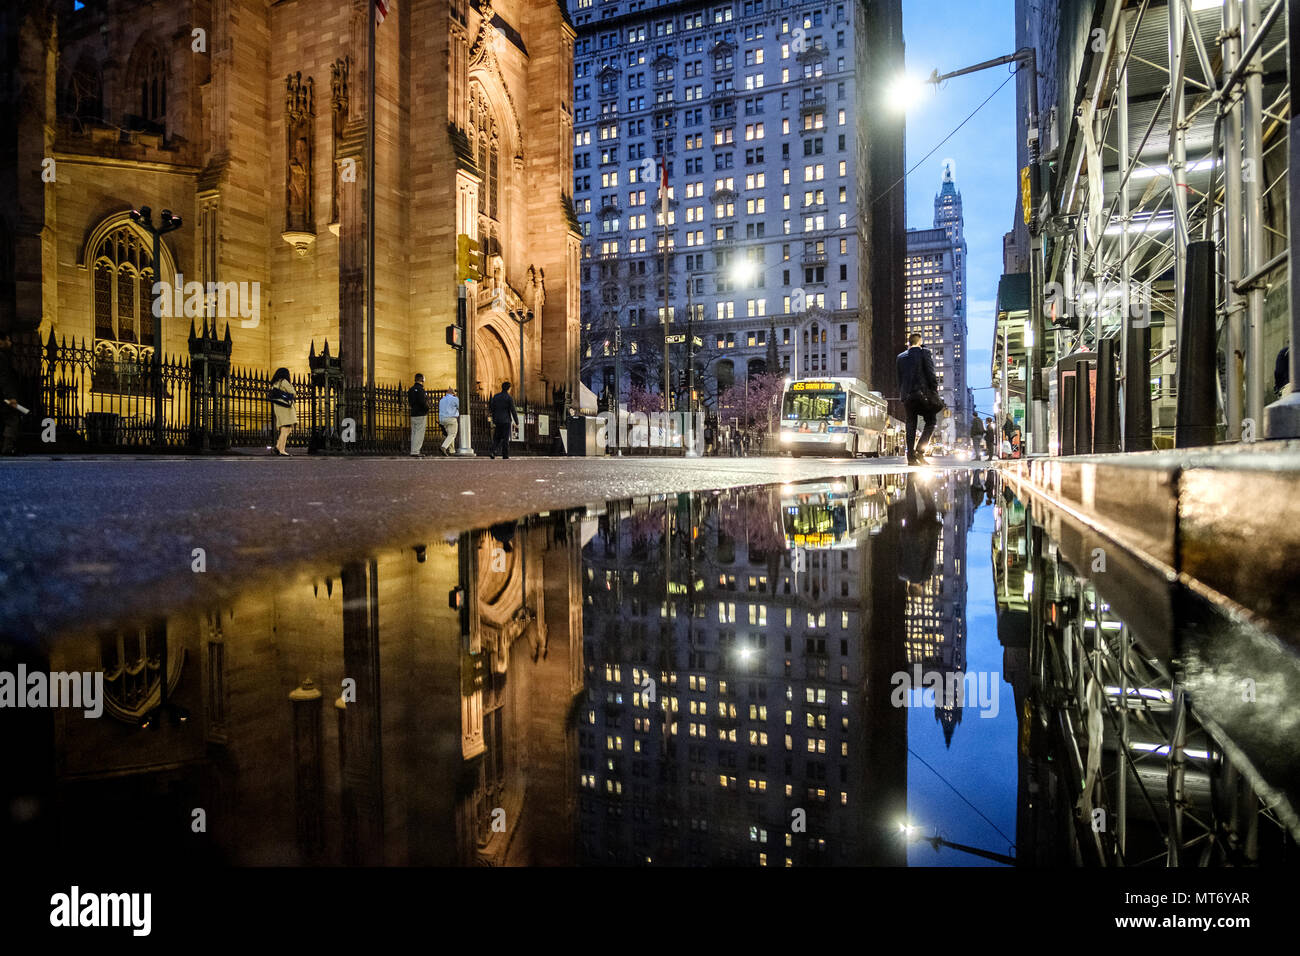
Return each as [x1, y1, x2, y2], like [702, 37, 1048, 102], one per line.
[488, 380, 519, 459]
[896, 333, 940, 464]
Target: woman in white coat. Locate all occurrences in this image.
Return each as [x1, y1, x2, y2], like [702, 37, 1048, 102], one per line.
[269, 367, 296, 456]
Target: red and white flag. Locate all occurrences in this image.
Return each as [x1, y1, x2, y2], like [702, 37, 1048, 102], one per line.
[375, 0, 390, 26]
[659, 155, 669, 203]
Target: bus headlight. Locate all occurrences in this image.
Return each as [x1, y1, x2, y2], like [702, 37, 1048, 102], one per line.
[780, 431, 793, 443]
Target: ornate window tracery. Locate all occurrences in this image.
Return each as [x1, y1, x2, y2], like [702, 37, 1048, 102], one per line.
[90, 225, 156, 391]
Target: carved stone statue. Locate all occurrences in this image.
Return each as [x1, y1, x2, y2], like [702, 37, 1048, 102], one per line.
[329, 58, 349, 225]
[285, 72, 315, 234]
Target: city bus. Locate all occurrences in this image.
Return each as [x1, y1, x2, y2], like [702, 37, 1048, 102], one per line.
[780, 477, 892, 549]
[777, 376, 896, 457]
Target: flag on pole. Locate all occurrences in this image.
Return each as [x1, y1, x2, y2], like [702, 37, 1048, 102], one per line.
[375, 0, 390, 26]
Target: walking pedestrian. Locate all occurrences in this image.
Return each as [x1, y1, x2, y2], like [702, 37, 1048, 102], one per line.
[438, 387, 460, 455]
[0, 333, 25, 456]
[983, 417, 997, 462]
[268, 366, 296, 457]
[896, 333, 942, 465]
[488, 380, 518, 459]
[1002, 416, 1022, 459]
[968, 414, 985, 460]
[408, 373, 431, 457]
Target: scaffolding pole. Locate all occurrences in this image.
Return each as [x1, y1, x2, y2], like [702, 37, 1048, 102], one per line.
[1225, 0, 1247, 440]
[1265, 0, 1300, 436]
[1117, 11, 1137, 449]
[1243, 0, 1269, 430]
[1169, 0, 1190, 366]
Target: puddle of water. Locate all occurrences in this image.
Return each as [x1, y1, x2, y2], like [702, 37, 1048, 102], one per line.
[1, 469, 1294, 867]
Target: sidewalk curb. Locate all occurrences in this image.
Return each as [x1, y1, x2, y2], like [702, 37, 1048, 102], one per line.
[999, 444, 1300, 637]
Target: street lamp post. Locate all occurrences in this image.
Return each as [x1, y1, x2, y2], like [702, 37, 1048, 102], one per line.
[919, 49, 1045, 456]
[506, 305, 534, 406]
[613, 320, 623, 456]
[506, 307, 533, 451]
[131, 205, 183, 449]
[899, 823, 1016, 865]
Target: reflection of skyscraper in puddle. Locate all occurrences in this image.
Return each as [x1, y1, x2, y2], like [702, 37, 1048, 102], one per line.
[578, 475, 909, 865]
[898, 473, 970, 746]
[29, 515, 586, 866]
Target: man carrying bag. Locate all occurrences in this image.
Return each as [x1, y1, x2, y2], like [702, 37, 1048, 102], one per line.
[896, 333, 944, 465]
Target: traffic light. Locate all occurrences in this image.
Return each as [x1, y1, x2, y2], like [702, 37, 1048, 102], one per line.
[456, 233, 482, 283]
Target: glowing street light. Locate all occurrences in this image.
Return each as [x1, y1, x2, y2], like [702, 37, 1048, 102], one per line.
[896, 819, 1016, 865]
[885, 72, 935, 112]
[729, 258, 758, 286]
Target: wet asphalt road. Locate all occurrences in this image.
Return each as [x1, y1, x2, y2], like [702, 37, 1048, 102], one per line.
[0, 452, 949, 641]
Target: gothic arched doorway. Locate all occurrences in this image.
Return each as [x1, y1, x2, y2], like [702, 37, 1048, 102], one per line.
[473, 322, 514, 398]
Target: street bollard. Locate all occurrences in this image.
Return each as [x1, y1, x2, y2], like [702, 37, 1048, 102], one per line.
[1094, 338, 1120, 454]
[1124, 323, 1153, 451]
[1075, 360, 1093, 455]
[1176, 239, 1218, 448]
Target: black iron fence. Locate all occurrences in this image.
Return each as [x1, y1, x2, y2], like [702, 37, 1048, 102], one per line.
[8, 326, 561, 456]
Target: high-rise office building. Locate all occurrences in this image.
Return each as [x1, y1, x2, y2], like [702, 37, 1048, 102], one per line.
[934, 161, 967, 324]
[567, 0, 905, 408]
[905, 169, 969, 437]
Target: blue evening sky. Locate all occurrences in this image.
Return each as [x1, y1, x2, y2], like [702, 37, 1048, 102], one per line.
[899, 0, 1019, 419]
[907, 485, 1019, 866]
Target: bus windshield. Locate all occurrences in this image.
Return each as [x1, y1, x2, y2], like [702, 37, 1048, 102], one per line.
[783, 503, 849, 539]
[783, 389, 846, 421]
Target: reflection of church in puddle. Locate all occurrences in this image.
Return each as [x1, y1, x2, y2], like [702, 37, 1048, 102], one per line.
[36, 514, 585, 866]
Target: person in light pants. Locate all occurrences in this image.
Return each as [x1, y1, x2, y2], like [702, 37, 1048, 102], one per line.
[408, 373, 430, 456]
[439, 387, 460, 456]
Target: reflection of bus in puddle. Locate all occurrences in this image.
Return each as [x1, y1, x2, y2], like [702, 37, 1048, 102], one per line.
[780, 477, 893, 549]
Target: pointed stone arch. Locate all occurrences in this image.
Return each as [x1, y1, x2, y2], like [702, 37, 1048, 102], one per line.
[77, 210, 178, 281]
[124, 36, 168, 130]
[473, 319, 516, 398]
[467, 68, 522, 167]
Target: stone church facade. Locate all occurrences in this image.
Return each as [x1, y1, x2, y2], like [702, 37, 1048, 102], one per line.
[1, 0, 581, 401]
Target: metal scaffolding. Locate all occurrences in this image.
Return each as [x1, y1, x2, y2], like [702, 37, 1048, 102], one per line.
[1040, 0, 1290, 450]
[998, 492, 1297, 865]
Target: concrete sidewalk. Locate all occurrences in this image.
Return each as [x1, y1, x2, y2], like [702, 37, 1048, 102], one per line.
[999, 441, 1300, 638]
